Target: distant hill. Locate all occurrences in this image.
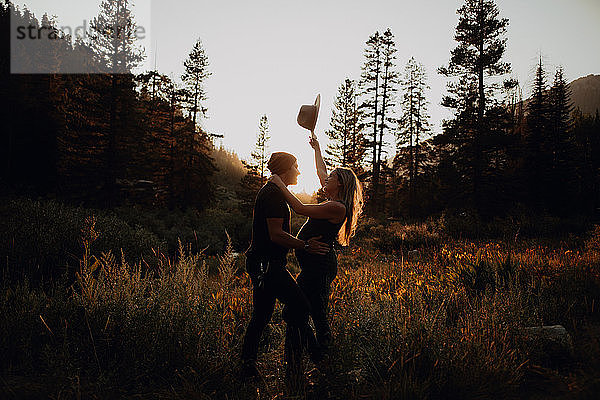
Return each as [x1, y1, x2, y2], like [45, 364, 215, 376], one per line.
[568, 74, 600, 115]
[521, 74, 600, 116]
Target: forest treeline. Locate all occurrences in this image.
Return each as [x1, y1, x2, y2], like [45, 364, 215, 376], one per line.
[2, 0, 600, 220]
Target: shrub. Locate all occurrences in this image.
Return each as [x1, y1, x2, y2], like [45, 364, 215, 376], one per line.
[354, 218, 442, 253]
[0, 196, 166, 282]
[0, 195, 254, 283]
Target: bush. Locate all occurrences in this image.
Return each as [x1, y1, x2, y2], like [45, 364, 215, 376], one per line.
[0, 195, 253, 283]
[430, 209, 592, 241]
[0, 196, 167, 282]
[0, 196, 84, 281]
[112, 204, 252, 256]
[354, 218, 442, 253]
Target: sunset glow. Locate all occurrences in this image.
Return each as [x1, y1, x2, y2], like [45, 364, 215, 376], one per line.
[14, 0, 600, 196]
[4, 0, 600, 396]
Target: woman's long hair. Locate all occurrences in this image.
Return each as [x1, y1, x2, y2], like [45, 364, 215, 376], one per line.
[333, 167, 363, 246]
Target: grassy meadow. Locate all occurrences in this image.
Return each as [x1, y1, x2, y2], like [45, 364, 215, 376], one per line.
[1, 198, 600, 399]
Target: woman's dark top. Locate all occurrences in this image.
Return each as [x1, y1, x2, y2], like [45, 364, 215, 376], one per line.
[295, 201, 346, 272]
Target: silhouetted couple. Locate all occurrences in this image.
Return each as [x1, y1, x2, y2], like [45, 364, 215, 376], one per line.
[240, 135, 363, 390]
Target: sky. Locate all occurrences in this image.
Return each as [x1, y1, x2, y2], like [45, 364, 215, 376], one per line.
[14, 0, 600, 193]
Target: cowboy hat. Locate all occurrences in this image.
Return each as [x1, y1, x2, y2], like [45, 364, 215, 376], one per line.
[297, 93, 321, 133]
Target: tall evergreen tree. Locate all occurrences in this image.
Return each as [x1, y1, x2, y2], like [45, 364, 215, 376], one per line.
[133, 72, 192, 207]
[238, 115, 271, 215]
[134, 71, 179, 205]
[549, 67, 573, 166]
[325, 78, 367, 171]
[179, 40, 216, 207]
[87, 0, 145, 206]
[397, 57, 431, 213]
[359, 29, 399, 211]
[376, 29, 400, 212]
[548, 66, 575, 212]
[525, 56, 552, 209]
[131, 68, 217, 209]
[181, 38, 211, 134]
[359, 31, 383, 209]
[439, 0, 511, 212]
[250, 115, 271, 184]
[435, 74, 479, 209]
[164, 77, 193, 208]
[377, 29, 399, 177]
[87, 0, 145, 74]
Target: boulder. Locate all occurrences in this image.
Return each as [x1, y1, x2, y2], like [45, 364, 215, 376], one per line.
[521, 325, 574, 367]
[407, 249, 420, 259]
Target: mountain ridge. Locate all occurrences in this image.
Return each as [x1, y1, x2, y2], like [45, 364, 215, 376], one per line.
[568, 74, 600, 115]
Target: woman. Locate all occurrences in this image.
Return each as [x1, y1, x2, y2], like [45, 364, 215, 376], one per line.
[270, 135, 363, 353]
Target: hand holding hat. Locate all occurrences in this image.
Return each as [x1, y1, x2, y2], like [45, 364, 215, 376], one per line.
[297, 94, 321, 139]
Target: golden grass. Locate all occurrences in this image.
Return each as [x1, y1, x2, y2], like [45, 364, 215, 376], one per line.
[1, 221, 600, 399]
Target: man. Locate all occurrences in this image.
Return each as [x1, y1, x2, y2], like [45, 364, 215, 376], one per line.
[241, 151, 328, 380]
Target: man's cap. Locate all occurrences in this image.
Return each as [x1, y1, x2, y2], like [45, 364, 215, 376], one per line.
[267, 152, 297, 175]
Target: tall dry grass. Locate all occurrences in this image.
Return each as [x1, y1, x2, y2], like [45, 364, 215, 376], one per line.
[1, 219, 600, 398]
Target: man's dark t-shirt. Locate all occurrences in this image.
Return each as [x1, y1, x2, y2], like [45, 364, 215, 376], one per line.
[248, 181, 290, 265]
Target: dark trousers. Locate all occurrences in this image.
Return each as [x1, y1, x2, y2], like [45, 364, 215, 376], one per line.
[293, 249, 338, 347]
[241, 253, 317, 370]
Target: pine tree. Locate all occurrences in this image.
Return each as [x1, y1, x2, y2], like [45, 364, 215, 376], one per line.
[178, 39, 215, 207]
[439, 0, 511, 213]
[238, 115, 271, 215]
[132, 69, 216, 209]
[359, 31, 383, 209]
[397, 57, 431, 213]
[164, 77, 192, 208]
[359, 29, 399, 212]
[86, 0, 146, 206]
[325, 78, 366, 171]
[525, 56, 552, 209]
[181, 38, 211, 134]
[435, 74, 480, 209]
[377, 29, 399, 178]
[134, 73, 191, 208]
[548, 66, 575, 212]
[549, 67, 573, 167]
[87, 0, 145, 73]
[134, 71, 179, 205]
[250, 115, 271, 184]
[376, 29, 400, 212]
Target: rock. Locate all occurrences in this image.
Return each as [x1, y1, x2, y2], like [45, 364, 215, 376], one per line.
[523, 325, 574, 352]
[407, 249, 420, 259]
[521, 325, 574, 367]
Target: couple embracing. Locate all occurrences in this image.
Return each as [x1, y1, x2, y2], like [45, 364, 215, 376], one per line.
[240, 133, 363, 385]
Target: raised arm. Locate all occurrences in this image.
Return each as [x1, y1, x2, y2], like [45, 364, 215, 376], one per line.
[269, 175, 345, 221]
[310, 135, 328, 188]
